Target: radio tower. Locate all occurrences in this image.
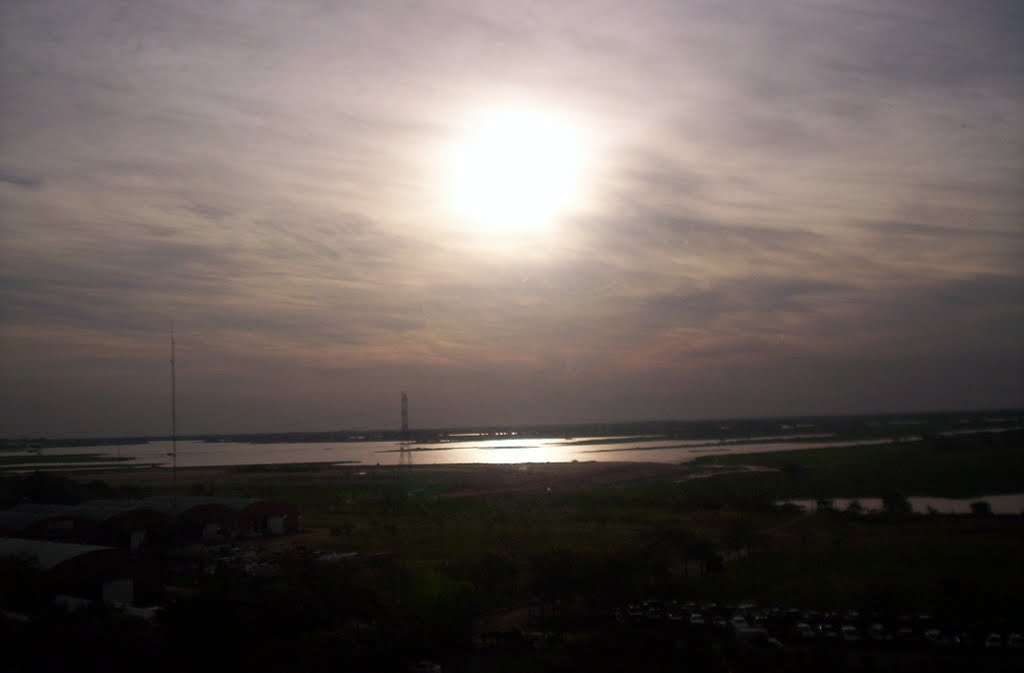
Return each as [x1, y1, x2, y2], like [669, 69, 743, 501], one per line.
[170, 330, 177, 490]
[399, 391, 412, 466]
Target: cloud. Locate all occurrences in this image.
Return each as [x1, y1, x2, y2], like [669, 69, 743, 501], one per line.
[0, 172, 43, 190]
[0, 0, 1021, 435]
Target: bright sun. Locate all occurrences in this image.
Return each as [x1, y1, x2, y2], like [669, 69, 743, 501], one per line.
[442, 105, 588, 234]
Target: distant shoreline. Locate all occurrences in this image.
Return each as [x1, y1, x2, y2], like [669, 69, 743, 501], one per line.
[4, 407, 1022, 450]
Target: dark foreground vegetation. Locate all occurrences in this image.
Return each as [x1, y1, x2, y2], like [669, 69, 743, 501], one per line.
[1, 431, 1022, 672]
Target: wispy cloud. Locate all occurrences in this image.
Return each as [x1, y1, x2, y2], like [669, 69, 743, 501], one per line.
[0, 172, 43, 190]
[1, 0, 1021, 435]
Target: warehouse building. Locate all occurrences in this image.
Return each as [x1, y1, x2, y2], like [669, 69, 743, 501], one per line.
[4, 496, 298, 547]
[0, 537, 134, 605]
[0, 509, 86, 542]
[139, 496, 298, 541]
[10, 502, 169, 552]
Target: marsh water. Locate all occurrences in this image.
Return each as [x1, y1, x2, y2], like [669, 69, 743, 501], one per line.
[7, 432, 1022, 510]
[5, 434, 908, 470]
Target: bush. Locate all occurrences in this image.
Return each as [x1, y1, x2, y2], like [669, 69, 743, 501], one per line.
[881, 492, 911, 516]
[970, 500, 992, 517]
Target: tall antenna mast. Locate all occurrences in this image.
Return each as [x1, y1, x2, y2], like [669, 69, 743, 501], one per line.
[399, 391, 411, 466]
[171, 330, 177, 488]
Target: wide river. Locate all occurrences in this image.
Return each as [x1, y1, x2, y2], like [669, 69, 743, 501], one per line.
[6, 434, 911, 471]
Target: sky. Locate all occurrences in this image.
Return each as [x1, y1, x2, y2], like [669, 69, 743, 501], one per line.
[1, 0, 1022, 438]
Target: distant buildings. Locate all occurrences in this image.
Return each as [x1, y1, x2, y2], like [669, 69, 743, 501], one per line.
[10, 501, 167, 551]
[0, 537, 134, 605]
[139, 496, 298, 540]
[2, 496, 298, 550]
[0, 495, 300, 608]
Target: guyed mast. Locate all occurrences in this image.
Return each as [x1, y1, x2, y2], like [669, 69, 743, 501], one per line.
[171, 330, 177, 487]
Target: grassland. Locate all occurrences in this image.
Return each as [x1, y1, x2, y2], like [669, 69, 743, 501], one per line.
[67, 434, 1016, 616]
[10, 434, 1023, 618]
[694, 514, 1024, 616]
[691, 436, 1024, 498]
[3, 433, 1022, 672]
[0, 453, 134, 467]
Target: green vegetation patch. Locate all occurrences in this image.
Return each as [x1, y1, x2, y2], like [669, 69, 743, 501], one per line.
[0, 453, 133, 467]
[693, 515, 1024, 619]
[689, 438, 1024, 499]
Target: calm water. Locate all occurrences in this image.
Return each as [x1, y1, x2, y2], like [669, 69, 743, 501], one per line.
[3, 433, 917, 471]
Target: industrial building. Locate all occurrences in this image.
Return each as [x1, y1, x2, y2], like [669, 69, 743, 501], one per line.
[0, 537, 134, 605]
[139, 496, 298, 541]
[10, 501, 169, 552]
[3, 496, 298, 547]
[0, 509, 84, 542]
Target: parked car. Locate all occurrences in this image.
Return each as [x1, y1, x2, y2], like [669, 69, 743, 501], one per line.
[952, 632, 975, 649]
[867, 623, 891, 643]
[409, 663, 441, 673]
[923, 629, 949, 648]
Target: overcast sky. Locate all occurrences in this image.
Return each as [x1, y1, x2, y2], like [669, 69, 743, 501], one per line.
[2, 0, 1022, 437]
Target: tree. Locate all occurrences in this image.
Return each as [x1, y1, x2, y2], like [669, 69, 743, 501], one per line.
[881, 492, 912, 516]
[970, 500, 992, 517]
[726, 519, 757, 553]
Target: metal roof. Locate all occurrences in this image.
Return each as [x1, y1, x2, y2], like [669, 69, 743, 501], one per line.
[0, 510, 73, 531]
[66, 500, 163, 523]
[10, 496, 282, 522]
[10, 503, 73, 515]
[138, 496, 259, 515]
[10, 501, 165, 524]
[9, 503, 78, 519]
[0, 537, 115, 571]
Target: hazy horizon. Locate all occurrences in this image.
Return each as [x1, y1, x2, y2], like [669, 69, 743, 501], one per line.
[2, 1, 1022, 437]
[4, 405, 1021, 442]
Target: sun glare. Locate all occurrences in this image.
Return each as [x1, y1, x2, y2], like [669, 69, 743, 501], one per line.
[442, 105, 588, 234]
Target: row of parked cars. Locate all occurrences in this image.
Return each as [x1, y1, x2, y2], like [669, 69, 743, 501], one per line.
[613, 600, 1023, 652]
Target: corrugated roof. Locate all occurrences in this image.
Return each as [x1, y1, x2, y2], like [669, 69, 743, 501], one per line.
[69, 501, 162, 523]
[139, 496, 258, 515]
[0, 510, 72, 531]
[10, 503, 73, 515]
[0, 537, 114, 571]
[11, 501, 165, 524]
[10, 497, 281, 523]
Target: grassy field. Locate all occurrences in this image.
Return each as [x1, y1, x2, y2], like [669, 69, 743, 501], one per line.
[294, 437, 1022, 616]
[3, 435, 1022, 673]
[693, 513, 1024, 615]
[7, 434, 1022, 618]
[0, 453, 134, 467]
[167, 442, 1019, 619]
[690, 437, 1024, 498]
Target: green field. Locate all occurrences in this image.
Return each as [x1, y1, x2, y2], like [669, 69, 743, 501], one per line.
[3, 434, 1023, 672]
[175, 436, 1023, 617]
[691, 437, 1024, 498]
[0, 453, 134, 467]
